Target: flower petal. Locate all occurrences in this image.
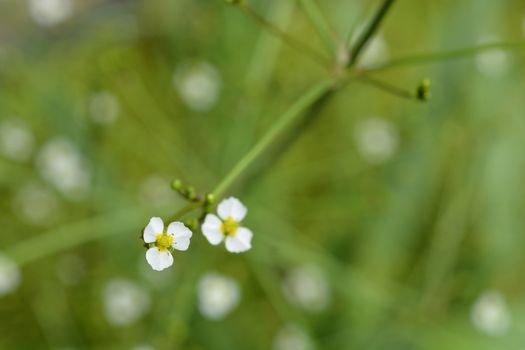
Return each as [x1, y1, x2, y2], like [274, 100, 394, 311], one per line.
[145, 247, 173, 271]
[167, 221, 193, 239]
[225, 227, 252, 253]
[217, 197, 247, 221]
[172, 236, 191, 251]
[202, 214, 224, 245]
[143, 217, 164, 243]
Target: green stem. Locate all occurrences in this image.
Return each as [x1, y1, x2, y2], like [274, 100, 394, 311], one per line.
[347, 0, 396, 68]
[364, 41, 525, 72]
[356, 74, 415, 100]
[239, 2, 331, 67]
[211, 79, 336, 197]
[298, 0, 337, 56]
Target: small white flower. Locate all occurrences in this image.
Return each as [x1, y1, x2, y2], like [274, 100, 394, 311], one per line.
[0, 118, 34, 162]
[173, 61, 221, 112]
[471, 290, 512, 336]
[353, 116, 399, 164]
[143, 217, 192, 271]
[197, 272, 240, 320]
[102, 278, 150, 327]
[282, 264, 331, 313]
[202, 197, 253, 253]
[28, 0, 73, 27]
[273, 324, 314, 350]
[89, 91, 120, 125]
[0, 253, 21, 297]
[475, 36, 509, 78]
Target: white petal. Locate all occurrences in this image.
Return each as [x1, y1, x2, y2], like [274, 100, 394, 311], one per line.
[217, 197, 247, 221]
[202, 214, 224, 245]
[145, 248, 173, 271]
[225, 227, 252, 253]
[143, 217, 164, 243]
[167, 221, 193, 239]
[172, 236, 191, 251]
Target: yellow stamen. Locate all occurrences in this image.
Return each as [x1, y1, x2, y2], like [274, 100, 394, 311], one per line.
[155, 233, 174, 251]
[221, 216, 238, 236]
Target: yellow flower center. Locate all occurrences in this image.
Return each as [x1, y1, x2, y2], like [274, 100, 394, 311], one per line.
[155, 233, 174, 251]
[221, 216, 238, 236]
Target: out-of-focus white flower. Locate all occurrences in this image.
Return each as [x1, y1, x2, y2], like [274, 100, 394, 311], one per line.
[102, 278, 150, 327]
[36, 138, 91, 200]
[89, 91, 119, 125]
[0, 253, 21, 297]
[202, 197, 253, 253]
[0, 118, 34, 162]
[28, 0, 73, 27]
[353, 116, 399, 164]
[282, 264, 331, 313]
[173, 61, 221, 111]
[273, 324, 314, 350]
[471, 290, 512, 336]
[13, 182, 60, 226]
[138, 175, 177, 208]
[197, 272, 240, 320]
[143, 217, 192, 271]
[350, 26, 389, 68]
[475, 36, 509, 78]
[56, 254, 86, 286]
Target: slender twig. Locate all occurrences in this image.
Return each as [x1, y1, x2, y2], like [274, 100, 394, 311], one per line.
[356, 74, 415, 100]
[211, 79, 336, 197]
[298, 0, 337, 57]
[347, 0, 396, 68]
[363, 41, 525, 72]
[238, 2, 331, 67]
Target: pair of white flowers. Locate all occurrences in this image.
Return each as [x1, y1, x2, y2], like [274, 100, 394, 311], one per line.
[143, 197, 253, 271]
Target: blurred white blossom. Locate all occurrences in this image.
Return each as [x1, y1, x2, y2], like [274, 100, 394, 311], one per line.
[273, 324, 314, 350]
[103, 278, 150, 327]
[353, 117, 399, 164]
[0, 118, 34, 162]
[139, 175, 177, 208]
[56, 254, 86, 286]
[28, 0, 73, 27]
[13, 182, 60, 226]
[0, 253, 21, 297]
[197, 272, 240, 320]
[89, 91, 120, 125]
[142, 217, 192, 271]
[282, 264, 331, 313]
[202, 197, 253, 253]
[174, 61, 221, 111]
[471, 290, 511, 336]
[475, 36, 509, 78]
[36, 138, 91, 200]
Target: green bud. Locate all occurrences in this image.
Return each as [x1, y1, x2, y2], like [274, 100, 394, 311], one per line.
[415, 78, 431, 101]
[171, 179, 183, 191]
[186, 186, 196, 200]
[205, 193, 216, 205]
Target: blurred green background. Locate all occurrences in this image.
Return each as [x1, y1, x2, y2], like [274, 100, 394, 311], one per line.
[1, 0, 525, 349]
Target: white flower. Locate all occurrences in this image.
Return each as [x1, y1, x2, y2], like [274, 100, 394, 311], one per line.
[475, 36, 509, 78]
[197, 272, 240, 320]
[0, 253, 21, 297]
[173, 61, 221, 111]
[273, 324, 314, 350]
[353, 116, 399, 164]
[0, 118, 34, 162]
[143, 217, 192, 271]
[471, 290, 512, 336]
[36, 137, 91, 200]
[102, 278, 150, 327]
[13, 182, 60, 226]
[28, 0, 73, 27]
[89, 91, 120, 125]
[202, 197, 253, 253]
[282, 264, 331, 313]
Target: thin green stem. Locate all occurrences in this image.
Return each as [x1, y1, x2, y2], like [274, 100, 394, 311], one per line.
[364, 41, 525, 72]
[356, 74, 415, 100]
[347, 0, 396, 68]
[211, 79, 336, 197]
[238, 2, 331, 67]
[298, 0, 337, 57]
